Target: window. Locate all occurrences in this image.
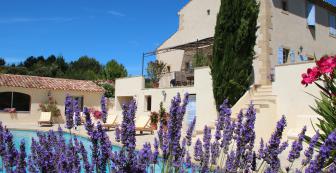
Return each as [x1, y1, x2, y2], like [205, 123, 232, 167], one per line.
[145, 96, 152, 111]
[0, 92, 30, 112]
[329, 13, 336, 36]
[167, 66, 171, 72]
[281, 0, 288, 11]
[207, 9, 210, 15]
[283, 48, 290, 63]
[70, 96, 84, 111]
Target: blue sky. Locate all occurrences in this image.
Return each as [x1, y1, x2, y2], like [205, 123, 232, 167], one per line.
[0, 0, 189, 75]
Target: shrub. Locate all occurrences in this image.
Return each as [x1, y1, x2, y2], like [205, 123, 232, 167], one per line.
[39, 94, 61, 123]
[301, 55, 336, 167]
[211, 0, 259, 107]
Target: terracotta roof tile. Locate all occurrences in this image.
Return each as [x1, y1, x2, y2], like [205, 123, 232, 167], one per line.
[0, 74, 105, 93]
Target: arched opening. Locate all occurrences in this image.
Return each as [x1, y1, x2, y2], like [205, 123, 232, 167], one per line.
[0, 92, 31, 112]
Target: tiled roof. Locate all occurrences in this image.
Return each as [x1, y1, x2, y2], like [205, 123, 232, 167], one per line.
[324, 0, 336, 7]
[0, 74, 105, 92]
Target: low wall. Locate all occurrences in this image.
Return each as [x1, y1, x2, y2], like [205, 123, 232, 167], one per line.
[114, 67, 217, 131]
[273, 62, 320, 136]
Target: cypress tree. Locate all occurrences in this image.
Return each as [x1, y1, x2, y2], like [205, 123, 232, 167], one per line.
[211, 0, 259, 108]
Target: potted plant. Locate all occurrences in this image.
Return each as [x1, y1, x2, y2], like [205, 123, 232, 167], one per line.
[158, 102, 169, 131]
[146, 60, 167, 88]
[150, 111, 159, 130]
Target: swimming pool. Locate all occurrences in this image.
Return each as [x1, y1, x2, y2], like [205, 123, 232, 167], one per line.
[0, 129, 169, 173]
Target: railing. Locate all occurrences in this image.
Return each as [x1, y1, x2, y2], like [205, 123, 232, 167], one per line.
[145, 70, 194, 89]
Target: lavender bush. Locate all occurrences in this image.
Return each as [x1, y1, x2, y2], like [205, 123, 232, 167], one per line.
[0, 93, 335, 172]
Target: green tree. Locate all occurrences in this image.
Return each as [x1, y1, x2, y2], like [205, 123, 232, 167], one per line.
[146, 60, 167, 86]
[192, 52, 210, 67]
[211, 0, 259, 107]
[66, 56, 102, 80]
[103, 59, 128, 80]
[0, 58, 5, 66]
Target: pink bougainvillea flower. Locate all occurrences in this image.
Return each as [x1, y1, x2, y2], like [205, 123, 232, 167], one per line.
[301, 67, 321, 86]
[316, 56, 336, 74]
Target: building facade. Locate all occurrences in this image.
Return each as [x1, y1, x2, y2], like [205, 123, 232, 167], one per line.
[114, 0, 336, 138]
[0, 74, 105, 124]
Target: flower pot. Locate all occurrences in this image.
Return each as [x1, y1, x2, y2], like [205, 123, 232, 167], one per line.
[152, 82, 159, 88]
[151, 123, 158, 130]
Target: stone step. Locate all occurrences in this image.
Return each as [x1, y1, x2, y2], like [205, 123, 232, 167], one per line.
[256, 88, 273, 93]
[252, 94, 277, 100]
[258, 85, 272, 89]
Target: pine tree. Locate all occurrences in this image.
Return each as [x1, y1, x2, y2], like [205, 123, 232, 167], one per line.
[211, 0, 259, 107]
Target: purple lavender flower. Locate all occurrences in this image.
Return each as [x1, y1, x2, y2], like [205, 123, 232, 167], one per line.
[288, 126, 307, 163]
[167, 93, 189, 167]
[225, 150, 236, 172]
[301, 131, 320, 166]
[185, 117, 196, 146]
[4, 129, 18, 172]
[327, 164, 336, 173]
[115, 126, 121, 142]
[257, 138, 265, 159]
[65, 94, 74, 130]
[278, 141, 288, 153]
[16, 140, 26, 173]
[80, 142, 91, 173]
[210, 140, 220, 165]
[0, 122, 5, 158]
[185, 151, 192, 168]
[137, 142, 152, 172]
[101, 96, 108, 123]
[83, 107, 94, 134]
[73, 98, 82, 126]
[201, 125, 211, 172]
[153, 138, 159, 164]
[97, 122, 112, 172]
[262, 115, 287, 172]
[305, 130, 336, 173]
[214, 99, 231, 141]
[120, 99, 137, 170]
[194, 138, 203, 161]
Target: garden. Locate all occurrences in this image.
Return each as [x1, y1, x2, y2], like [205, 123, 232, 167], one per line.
[0, 56, 335, 172]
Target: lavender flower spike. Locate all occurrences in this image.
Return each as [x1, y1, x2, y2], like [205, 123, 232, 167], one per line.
[73, 98, 81, 126]
[288, 126, 307, 163]
[101, 96, 108, 123]
[301, 131, 320, 166]
[16, 140, 26, 173]
[305, 130, 336, 173]
[186, 117, 196, 146]
[65, 94, 74, 130]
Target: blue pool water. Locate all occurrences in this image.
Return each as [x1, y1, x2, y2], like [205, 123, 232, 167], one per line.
[0, 129, 173, 172]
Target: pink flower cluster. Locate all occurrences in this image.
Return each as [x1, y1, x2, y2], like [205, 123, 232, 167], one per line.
[301, 56, 336, 86]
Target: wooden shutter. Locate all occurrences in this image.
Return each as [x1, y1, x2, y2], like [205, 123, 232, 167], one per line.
[290, 50, 295, 63]
[330, 14, 336, 36]
[307, 2, 316, 26]
[278, 47, 283, 65]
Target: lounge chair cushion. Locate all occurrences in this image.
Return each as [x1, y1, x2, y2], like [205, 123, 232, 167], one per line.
[39, 112, 52, 122]
[135, 116, 150, 128]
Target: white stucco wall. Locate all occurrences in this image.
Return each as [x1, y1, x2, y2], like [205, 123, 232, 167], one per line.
[0, 87, 104, 124]
[273, 62, 320, 136]
[156, 0, 220, 72]
[269, 0, 336, 69]
[114, 67, 217, 131]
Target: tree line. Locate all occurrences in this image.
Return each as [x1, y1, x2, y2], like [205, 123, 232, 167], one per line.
[0, 55, 127, 81]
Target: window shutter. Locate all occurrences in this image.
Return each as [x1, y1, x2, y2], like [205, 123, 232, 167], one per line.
[307, 2, 316, 26]
[330, 14, 336, 36]
[302, 55, 308, 61]
[290, 50, 295, 63]
[278, 47, 283, 65]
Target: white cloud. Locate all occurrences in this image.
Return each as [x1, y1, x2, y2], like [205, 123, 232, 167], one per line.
[0, 17, 78, 24]
[107, 10, 126, 17]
